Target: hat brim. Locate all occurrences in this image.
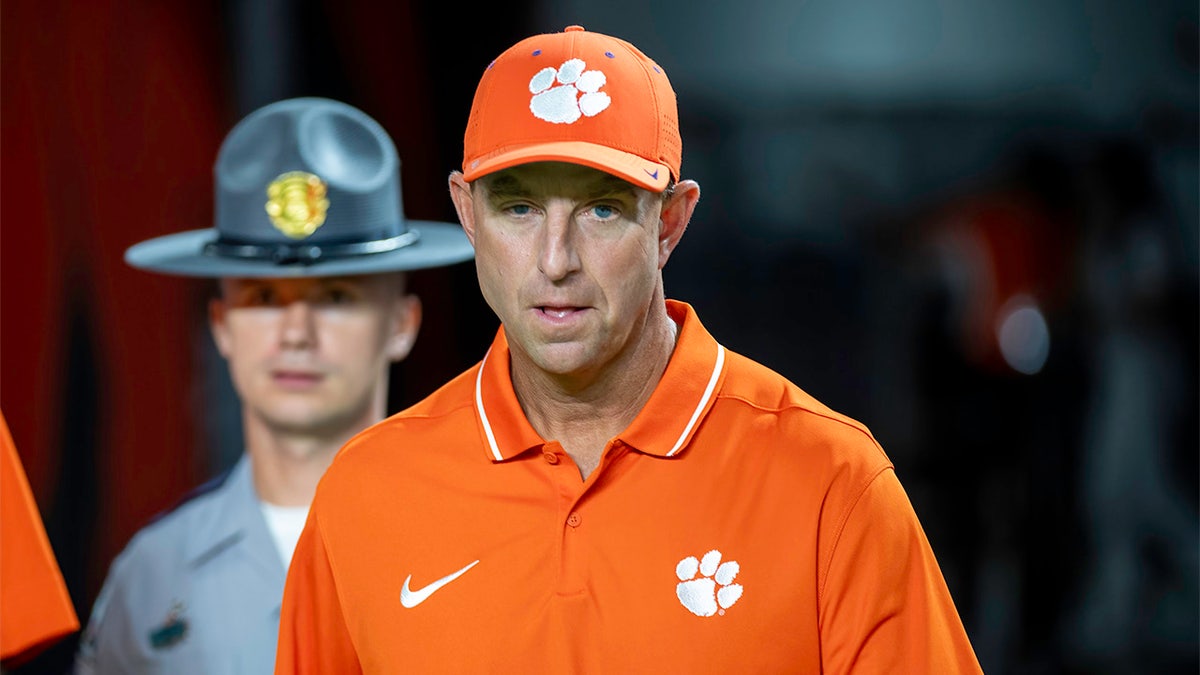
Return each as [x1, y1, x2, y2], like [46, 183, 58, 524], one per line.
[125, 220, 475, 278]
[464, 141, 672, 192]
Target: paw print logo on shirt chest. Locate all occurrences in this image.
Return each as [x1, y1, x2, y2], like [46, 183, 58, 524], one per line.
[528, 58, 611, 124]
[676, 549, 744, 617]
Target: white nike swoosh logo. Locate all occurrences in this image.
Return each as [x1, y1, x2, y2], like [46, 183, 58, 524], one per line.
[400, 560, 479, 608]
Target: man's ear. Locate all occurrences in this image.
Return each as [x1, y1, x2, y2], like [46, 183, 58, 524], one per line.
[208, 296, 234, 359]
[448, 171, 478, 247]
[386, 294, 422, 362]
[657, 179, 701, 269]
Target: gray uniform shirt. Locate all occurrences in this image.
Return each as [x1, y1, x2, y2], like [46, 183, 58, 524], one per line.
[74, 456, 287, 674]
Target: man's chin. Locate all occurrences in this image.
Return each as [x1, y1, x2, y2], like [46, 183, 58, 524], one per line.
[256, 407, 361, 439]
[525, 344, 607, 381]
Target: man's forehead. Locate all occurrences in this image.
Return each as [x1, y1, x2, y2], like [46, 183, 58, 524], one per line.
[223, 276, 342, 287]
[479, 162, 643, 198]
[219, 273, 401, 290]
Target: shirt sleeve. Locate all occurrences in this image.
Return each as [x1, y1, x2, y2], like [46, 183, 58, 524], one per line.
[0, 411, 80, 667]
[275, 507, 361, 675]
[818, 467, 983, 673]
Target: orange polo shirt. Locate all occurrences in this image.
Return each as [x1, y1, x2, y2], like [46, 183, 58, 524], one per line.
[0, 411, 79, 666]
[276, 301, 982, 674]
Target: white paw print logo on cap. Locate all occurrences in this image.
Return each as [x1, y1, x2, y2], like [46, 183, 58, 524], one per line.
[529, 58, 610, 124]
[676, 549, 744, 617]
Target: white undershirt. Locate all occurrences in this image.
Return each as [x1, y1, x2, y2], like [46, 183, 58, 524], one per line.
[259, 501, 310, 569]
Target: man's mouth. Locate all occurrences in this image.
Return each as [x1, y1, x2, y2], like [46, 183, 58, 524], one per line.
[271, 369, 324, 387]
[539, 306, 581, 319]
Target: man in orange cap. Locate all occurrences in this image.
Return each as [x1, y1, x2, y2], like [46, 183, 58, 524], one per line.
[73, 97, 474, 674]
[277, 27, 982, 673]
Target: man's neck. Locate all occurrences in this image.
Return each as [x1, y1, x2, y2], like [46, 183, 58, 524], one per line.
[242, 413, 377, 507]
[512, 312, 679, 480]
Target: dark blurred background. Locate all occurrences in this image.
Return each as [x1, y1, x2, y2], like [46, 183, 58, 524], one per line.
[2, 1, 1196, 673]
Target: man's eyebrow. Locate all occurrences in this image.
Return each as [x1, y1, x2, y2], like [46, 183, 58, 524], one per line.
[481, 175, 526, 199]
[590, 174, 641, 199]
[225, 278, 260, 290]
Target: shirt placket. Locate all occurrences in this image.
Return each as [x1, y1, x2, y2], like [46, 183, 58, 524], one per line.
[543, 438, 630, 595]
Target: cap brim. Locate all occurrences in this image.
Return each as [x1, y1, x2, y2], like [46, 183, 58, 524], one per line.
[124, 221, 474, 278]
[464, 141, 672, 192]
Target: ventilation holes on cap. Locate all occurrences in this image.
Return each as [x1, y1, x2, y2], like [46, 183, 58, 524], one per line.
[532, 49, 542, 56]
[604, 51, 614, 58]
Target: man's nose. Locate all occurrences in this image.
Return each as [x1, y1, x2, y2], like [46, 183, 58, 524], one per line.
[279, 300, 317, 349]
[537, 208, 581, 281]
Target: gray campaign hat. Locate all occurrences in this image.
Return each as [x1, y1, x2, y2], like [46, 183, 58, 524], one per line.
[125, 97, 474, 277]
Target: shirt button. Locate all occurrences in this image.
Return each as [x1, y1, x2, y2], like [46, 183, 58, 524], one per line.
[566, 512, 582, 528]
[543, 451, 559, 464]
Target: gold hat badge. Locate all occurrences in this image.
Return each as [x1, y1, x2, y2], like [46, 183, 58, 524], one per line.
[265, 171, 330, 239]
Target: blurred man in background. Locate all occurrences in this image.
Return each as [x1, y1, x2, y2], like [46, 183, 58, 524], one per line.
[74, 97, 474, 674]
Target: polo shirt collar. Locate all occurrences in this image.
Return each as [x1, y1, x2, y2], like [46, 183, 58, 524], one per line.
[473, 300, 727, 462]
[182, 455, 286, 586]
[620, 301, 727, 457]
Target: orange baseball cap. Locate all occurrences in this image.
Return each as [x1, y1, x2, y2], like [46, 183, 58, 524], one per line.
[462, 25, 680, 192]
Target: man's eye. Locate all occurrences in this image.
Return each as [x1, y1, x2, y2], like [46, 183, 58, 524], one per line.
[243, 288, 276, 306]
[316, 287, 355, 305]
[591, 205, 616, 219]
[506, 204, 533, 217]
